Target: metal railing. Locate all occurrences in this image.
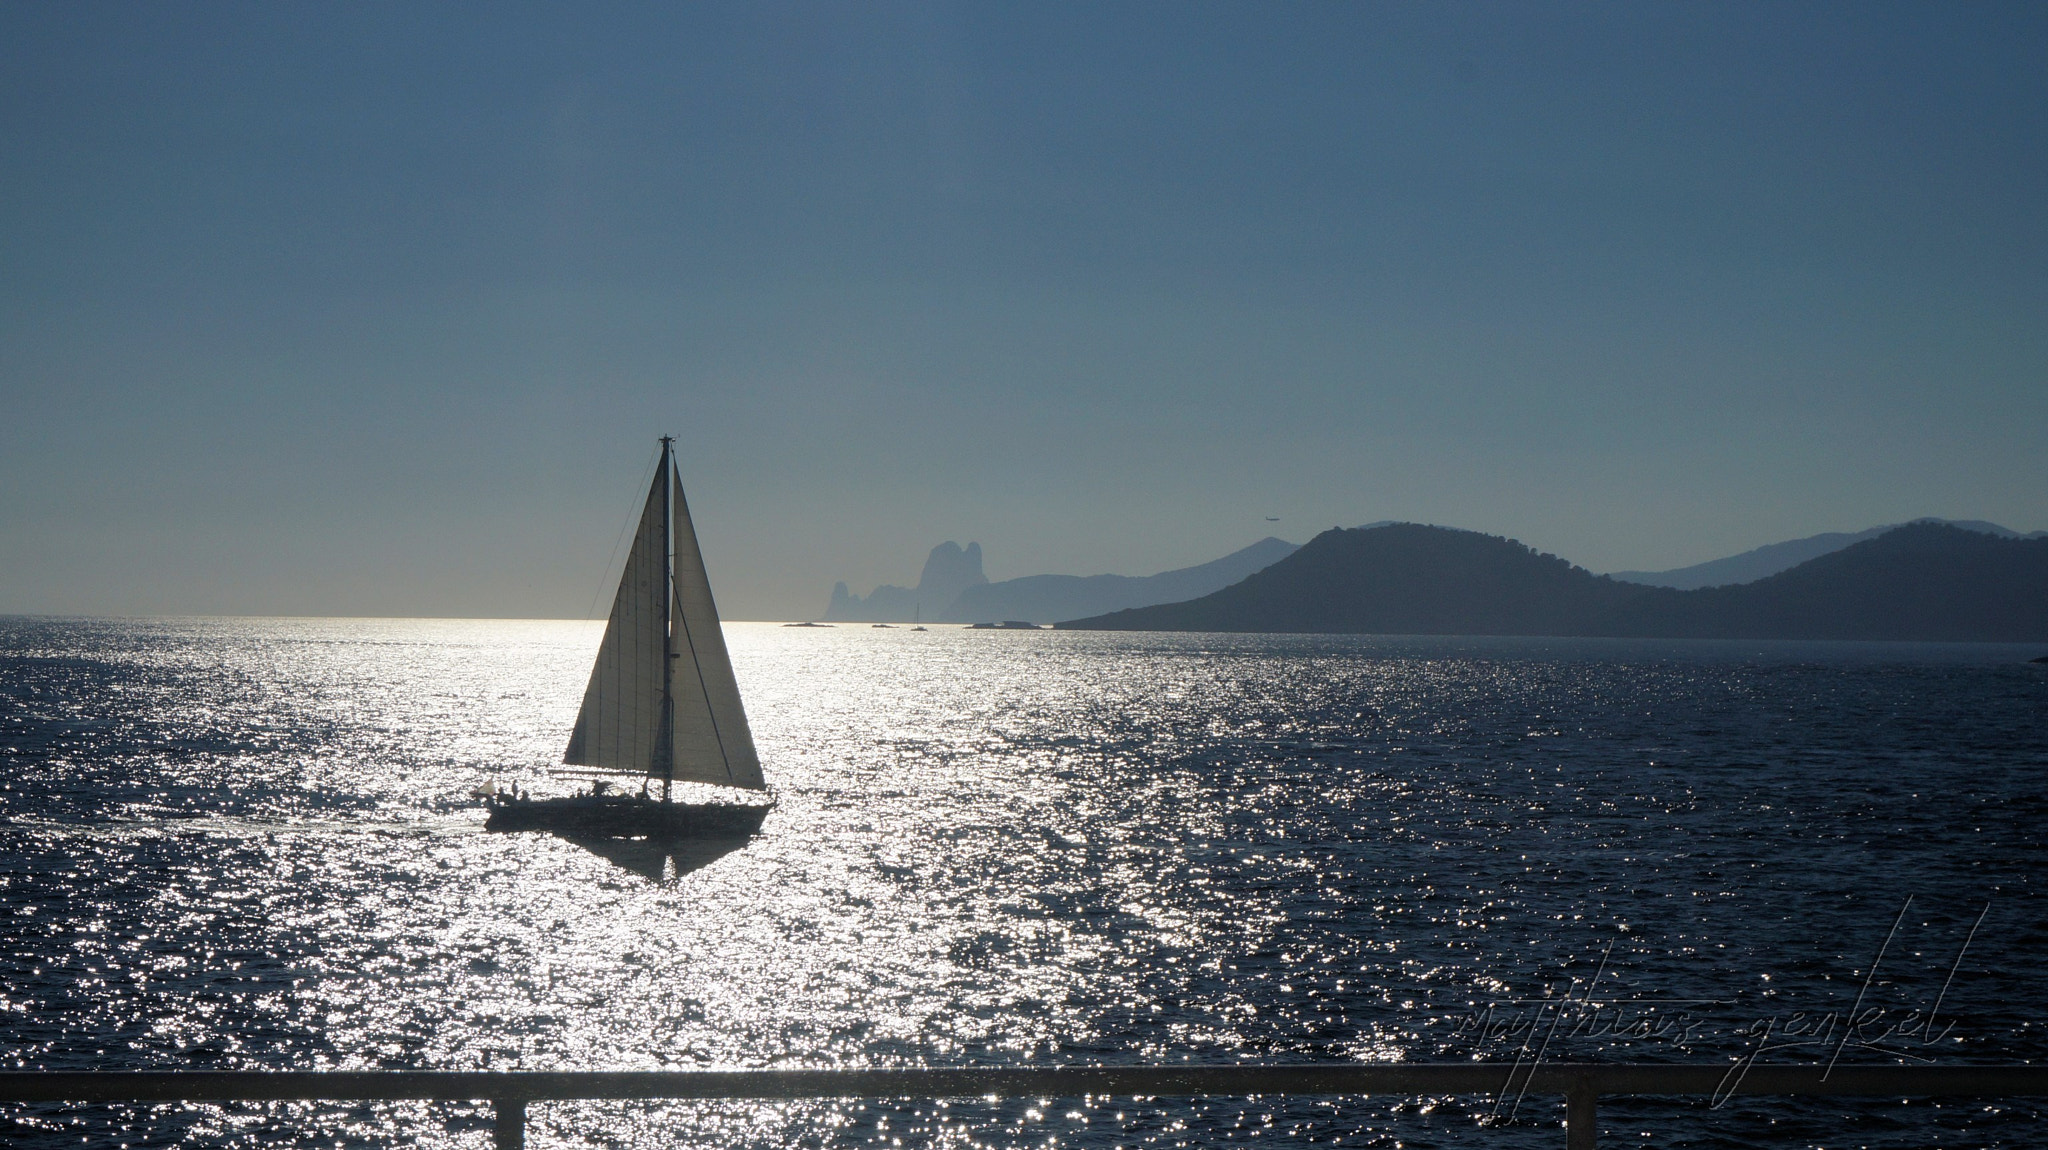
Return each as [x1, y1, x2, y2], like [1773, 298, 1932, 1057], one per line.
[4, 1064, 2045, 1149]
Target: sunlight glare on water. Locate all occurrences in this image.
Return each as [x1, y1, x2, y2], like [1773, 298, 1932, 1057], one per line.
[2, 618, 2045, 1147]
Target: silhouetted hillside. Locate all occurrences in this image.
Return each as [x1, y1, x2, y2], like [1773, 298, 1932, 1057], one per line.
[1602, 522, 2048, 640]
[1058, 522, 2048, 642]
[1607, 528, 1891, 590]
[1607, 518, 2046, 589]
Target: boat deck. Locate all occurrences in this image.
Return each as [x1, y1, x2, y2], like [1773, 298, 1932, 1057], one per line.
[483, 794, 771, 839]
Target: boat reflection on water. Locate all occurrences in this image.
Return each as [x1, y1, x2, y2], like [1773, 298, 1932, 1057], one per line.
[554, 832, 749, 883]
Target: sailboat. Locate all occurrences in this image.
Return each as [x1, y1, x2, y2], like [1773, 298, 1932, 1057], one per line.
[485, 436, 773, 840]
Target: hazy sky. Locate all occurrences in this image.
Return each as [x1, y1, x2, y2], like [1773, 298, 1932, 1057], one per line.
[4, 2, 2044, 619]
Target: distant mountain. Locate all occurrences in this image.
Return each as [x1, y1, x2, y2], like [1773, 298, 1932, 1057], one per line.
[942, 537, 1300, 624]
[826, 541, 987, 622]
[1608, 519, 2045, 589]
[1059, 522, 2048, 642]
[824, 536, 1302, 624]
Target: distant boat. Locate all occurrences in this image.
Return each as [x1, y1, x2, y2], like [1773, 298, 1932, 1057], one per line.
[970, 620, 1043, 630]
[486, 437, 772, 841]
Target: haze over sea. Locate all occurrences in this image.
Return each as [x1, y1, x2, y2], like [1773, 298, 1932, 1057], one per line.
[3, 617, 2045, 1148]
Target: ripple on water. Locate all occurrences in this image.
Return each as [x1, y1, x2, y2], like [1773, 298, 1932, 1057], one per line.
[1, 619, 2044, 1147]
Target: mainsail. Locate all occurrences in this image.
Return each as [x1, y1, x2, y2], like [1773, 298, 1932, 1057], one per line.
[563, 445, 766, 792]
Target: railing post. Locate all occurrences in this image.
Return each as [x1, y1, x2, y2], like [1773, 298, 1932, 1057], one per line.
[493, 1098, 525, 1150]
[1566, 1082, 1596, 1150]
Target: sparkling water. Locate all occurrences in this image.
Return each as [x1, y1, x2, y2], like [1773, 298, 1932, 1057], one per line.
[3, 619, 2044, 1147]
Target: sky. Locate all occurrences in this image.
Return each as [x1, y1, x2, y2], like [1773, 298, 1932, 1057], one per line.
[3, 2, 2045, 620]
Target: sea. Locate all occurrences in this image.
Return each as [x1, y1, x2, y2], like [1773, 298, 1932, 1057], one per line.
[2, 617, 2045, 1149]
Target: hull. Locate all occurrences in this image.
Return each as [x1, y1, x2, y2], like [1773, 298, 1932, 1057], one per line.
[484, 795, 771, 840]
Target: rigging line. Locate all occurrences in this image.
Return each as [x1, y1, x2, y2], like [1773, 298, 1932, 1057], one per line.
[672, 606, 735, 785]
[573, 442, 661, 774]
[581, 441, 664, 623]
[669, 457, 740, 787]
[579, 445, 662, 773]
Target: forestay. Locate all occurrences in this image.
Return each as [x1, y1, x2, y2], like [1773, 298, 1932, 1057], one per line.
[563, 466, 668, 773]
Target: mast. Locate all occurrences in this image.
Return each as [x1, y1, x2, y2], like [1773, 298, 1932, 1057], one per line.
[656, 435, 676, 803]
